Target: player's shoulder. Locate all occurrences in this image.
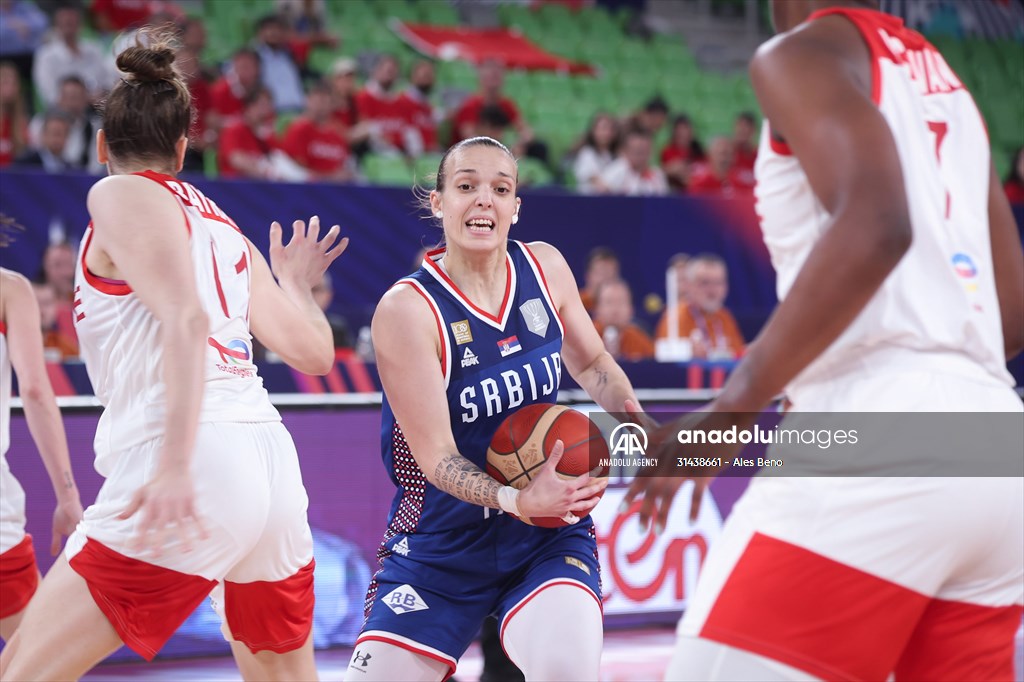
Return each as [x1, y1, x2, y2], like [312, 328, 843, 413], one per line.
[752, 12, 866, 75]
[87, 172, 175, 206]
[519, 240, 566, 270]
[375, 277, 436, 324]
[0, 267, 34, 317]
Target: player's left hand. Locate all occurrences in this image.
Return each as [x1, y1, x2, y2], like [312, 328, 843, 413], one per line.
[50, 495, 84, 556]
[119, 467, 209, 558]
[622, 402, 753, 533]
[269, 215, 349, 291]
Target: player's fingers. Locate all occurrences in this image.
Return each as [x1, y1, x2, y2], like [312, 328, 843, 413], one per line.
[325, 234, 348, 263]
[290, 219, 305, 245]
[569, 496, 602, 514]
[308, 215, 321, 241]
[637, 481, 659, 531]
[269, 221, 283, 248]
[621, 478, 645, 513]
[624, 398, 641, 415]
[572, 477, 607, 501]
[689, 480, 706, 524]
[544, 439, 564, 468]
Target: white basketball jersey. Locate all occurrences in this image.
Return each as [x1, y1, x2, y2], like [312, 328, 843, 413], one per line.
[755, 7, 1012, 401]
[0, 322, 10, 459]
[74, 171, 279, 475]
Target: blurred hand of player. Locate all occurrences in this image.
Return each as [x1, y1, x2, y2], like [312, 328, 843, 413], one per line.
[51, 495, 84, 556]
[119, 467, 209, 557]
[517, 439, 609, 523]
[269, 215, 349, 291]
[622, 402, 750, 533]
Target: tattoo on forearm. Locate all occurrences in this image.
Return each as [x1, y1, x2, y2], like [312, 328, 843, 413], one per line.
[63, 471, 74, 489]
[595, 368, 608, 386]
[434, 454, 501, 508]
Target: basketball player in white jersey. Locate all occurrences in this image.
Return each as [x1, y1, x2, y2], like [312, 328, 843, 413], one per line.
[626, 0, 1024, 679]
[1, 33, 347, 681]
[0, 265, 84, 641]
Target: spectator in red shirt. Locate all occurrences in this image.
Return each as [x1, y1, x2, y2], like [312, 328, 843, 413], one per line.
[660, 114, 706, 192]
[398, 59, 439, 155]
[210, 48, 262, 127]
[355, 53, 411, 155]
[451, 59, 547, 163]
[687, 136, 755, 196]
[0, 60, 29, 167]
[1004, 147, 1024, 204]
[90, 0, 179, 33]
[217, 87, 280, 179]
[283, 82, 353, 182]
[733, 111, 758, 171]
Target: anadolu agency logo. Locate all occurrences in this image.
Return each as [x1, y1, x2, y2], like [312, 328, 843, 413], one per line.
[609, 423, 649, 457]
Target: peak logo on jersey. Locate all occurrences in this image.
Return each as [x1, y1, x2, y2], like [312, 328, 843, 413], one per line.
[497, 335, 522, 357]
[520, 298, 550, 337]
[461, 347, 479, 368]
[209, 337, 252, 365]
[392, 536, 410, 556]
[383, 585, 429, 614]
[451, 319, 473, 345]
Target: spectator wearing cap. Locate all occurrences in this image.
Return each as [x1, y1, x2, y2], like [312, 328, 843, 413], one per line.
[356, 53, 414, 155]
[688, 136, 755, 196]
[282, 82, 353, 182]
[253, 13, 306, 113]
[397, 59, 440, 155]
[660, 114, 705, 192]
[15, 109, 75, 172]
[33, 2, 110, 107]
[0, 0, 49, 86]
[598, 128, 668, 196]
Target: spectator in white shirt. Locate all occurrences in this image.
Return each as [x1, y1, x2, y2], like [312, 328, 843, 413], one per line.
[32, 3, 110, 107]
[598, 128, 668, 196]
[573, 112, 620, 194]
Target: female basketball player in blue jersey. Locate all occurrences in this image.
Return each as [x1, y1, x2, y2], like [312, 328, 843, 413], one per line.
[348, 136, 647, 681]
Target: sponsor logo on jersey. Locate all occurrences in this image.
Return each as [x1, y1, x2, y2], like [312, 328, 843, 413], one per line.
[497, 335, 522, 357]
[564, 556, 591, 575]
[461, 347, 479, 368]
[951, 253, 979, 293]
[383, 584, 429, 614]
[209, 337, 252, 365]
[520, 298, 550, 337]
[392, 536, 410, 556]
[451, 319, 473, 344]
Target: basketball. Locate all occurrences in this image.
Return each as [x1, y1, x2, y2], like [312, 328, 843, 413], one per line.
[486, 404, 609, 527]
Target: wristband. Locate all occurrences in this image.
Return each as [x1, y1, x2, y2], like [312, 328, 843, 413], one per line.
[497, 486, 522, 516]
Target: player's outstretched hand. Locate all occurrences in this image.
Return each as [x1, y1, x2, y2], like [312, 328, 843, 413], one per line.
[269, 215, 349, 291]
[622, 402, 745, 533]
[517, 440, 609, 524]
[50, 495, 84, 556]
[118, 467, 209, 558]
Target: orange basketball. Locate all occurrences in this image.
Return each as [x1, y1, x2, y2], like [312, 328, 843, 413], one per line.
[486, 404, 609, 527]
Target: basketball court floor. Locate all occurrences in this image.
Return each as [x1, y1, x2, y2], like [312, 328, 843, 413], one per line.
[79, 625, 1024, 681]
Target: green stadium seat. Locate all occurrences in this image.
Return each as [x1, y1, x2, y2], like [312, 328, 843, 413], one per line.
[517, 157, 555, 187]
[362, 155, 414, 186]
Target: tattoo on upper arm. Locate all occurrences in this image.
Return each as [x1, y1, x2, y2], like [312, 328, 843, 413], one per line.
[433, 454, 501, 508]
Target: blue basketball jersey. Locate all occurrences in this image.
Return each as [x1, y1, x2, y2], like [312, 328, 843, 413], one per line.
[380, 240, 564, 534]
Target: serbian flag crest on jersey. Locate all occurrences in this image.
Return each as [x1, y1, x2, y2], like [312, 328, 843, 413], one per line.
[497, 335, 522, 357]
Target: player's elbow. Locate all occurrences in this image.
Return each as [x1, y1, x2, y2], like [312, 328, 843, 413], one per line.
[1003, 320, 1024, 361]
[295, 350, 335, 376]
[866, 210, 913, 266]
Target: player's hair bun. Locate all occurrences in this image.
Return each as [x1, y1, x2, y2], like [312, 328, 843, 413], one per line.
[116, 34, 178, 84]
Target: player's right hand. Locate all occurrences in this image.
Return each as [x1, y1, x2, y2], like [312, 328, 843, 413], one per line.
[51, 496, 84, 556]
[119, 467, 209, 557]
[269, 215, 348, 291]
[517, 440, 609, 523]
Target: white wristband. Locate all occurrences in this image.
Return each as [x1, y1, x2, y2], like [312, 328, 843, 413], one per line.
[497, 486, 522, 516]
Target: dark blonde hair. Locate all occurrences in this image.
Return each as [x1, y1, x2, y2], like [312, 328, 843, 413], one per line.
[101, 28, 193, 165]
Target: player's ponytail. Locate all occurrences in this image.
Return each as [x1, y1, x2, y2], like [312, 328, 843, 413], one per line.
[101, 27, 193, 166]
